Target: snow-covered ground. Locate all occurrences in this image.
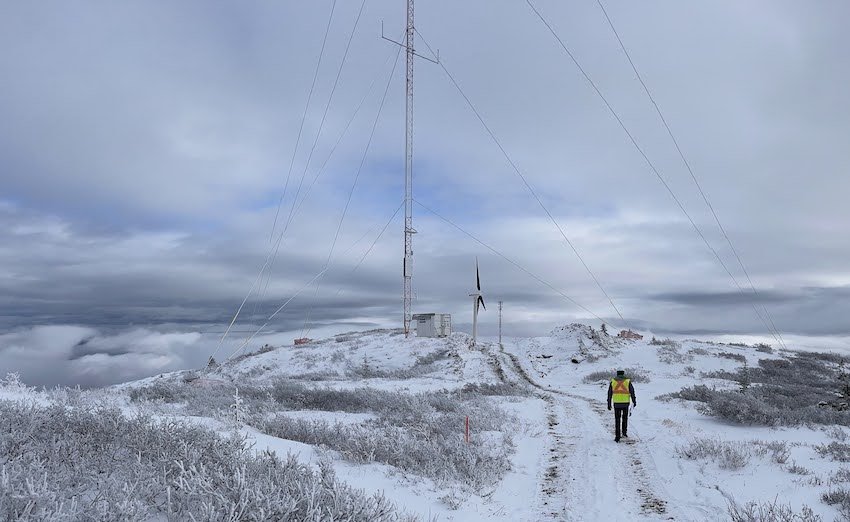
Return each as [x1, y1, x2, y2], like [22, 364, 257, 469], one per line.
[3, 324, 849, 520]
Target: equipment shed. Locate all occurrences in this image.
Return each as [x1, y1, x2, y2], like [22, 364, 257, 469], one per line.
[412, 313, 452, 338]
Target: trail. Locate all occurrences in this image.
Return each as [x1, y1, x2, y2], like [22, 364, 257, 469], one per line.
[499, 343, 674, 520]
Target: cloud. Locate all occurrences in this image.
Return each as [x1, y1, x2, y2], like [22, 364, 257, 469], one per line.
[1, 2, 850, 385]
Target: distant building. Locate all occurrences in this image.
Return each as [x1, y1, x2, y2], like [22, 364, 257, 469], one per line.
[294, 337, 312, 346]
[618, 330, 643, 340]
[412, 313, 452, 338]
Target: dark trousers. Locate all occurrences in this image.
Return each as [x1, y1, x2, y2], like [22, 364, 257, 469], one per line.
[613, 404, 629, 439]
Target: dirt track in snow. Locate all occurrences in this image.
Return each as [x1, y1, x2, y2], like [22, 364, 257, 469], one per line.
[499, 345, 673, 520]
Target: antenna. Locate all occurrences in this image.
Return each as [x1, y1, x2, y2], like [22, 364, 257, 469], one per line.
[403, 0, 415, 338]
[382, 1, 438, 338]
[498, 300, 503, 346]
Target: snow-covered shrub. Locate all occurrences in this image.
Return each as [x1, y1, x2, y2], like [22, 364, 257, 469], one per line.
[822, 486, 850, 519]
[649, 337, 678, 347]
[128, 379, 191, 403]
[718, 351, 747, 363]
[727, 499, 821, 522]
[0, 399, 410, 521]
[675, 438, 752, 470]
[342, 349, 451, 380]
[656, 342, 692, 365]
[659, 384, 717, 403]
[754, 343, 773, 354]
[460, 382, 530, 396]
[785, 461, 811, 475]
[439, 489, 464, 510]
[669, 354, 850, 427]
[816, 442, 850, 462]
[581, 368, 650, 384]
[753, 440, 790, 464]
[0, 372, 31, 391]
[262, 385, 517, 490]
[288, 370, 340, 381]
[695, 390, 778, 426]
[688, 347, 710, 356]
[832, 468, 850, 483]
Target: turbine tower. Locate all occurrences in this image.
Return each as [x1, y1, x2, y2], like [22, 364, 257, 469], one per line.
[470, 259, 486, 346]
[402, 0, 415, 337]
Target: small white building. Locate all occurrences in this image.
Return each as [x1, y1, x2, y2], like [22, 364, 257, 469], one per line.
[412, 313, 452, 338]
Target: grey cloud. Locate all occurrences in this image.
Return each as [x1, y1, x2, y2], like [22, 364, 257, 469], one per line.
[2, 1, 850, 385]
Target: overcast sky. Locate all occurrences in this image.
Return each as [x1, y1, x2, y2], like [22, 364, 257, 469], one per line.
[2, 1, 849, 386]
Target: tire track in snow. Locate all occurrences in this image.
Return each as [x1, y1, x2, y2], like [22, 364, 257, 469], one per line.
[499, 345, 673, 520]
[497, 345, 570, 519]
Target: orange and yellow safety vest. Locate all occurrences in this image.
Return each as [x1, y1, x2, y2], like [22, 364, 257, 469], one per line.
[611, 378, 631, 404]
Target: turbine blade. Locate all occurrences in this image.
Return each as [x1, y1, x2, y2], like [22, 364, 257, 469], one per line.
[476, 259, 481, 291]
[478, 295, 486, 311]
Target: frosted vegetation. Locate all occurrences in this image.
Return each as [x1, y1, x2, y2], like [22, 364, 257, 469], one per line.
[0, 384, 414, 521]
[130, 378, 525, 490]
[661, 350, 850, 427]
[7, 325, 850, 520]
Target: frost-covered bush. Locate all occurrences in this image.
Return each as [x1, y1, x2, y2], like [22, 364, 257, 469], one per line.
[667, 354, 850, 427]
[262, 384, 517, 490]
[718, 352, 747, 363]
[0, 399, 411, 521]
[786, 461, 811, 475]
[649, 337, 678, 347]
[688, 347, 710, 356]
[753, 440, 790, 464]
[675, 438, 751, 470]
[581, 368, 650, 384]
[0, 372, 31, 392]
[460, 382, 530, 396]
[128, 379, 192, 403]
[130, 379, 272, 420]
[694, 390, 779, 426]
[816, 442, 850, 462]
[822, 486, 850, 520]
[727, 499, 821, 522]
[656, 342, 692, 365]
[660, 384, 718, 404]
[342, 349, 451, 380]
[754, 343, 773, 354]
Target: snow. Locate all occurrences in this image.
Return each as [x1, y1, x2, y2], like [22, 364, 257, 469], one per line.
[8, 324, 850, 520]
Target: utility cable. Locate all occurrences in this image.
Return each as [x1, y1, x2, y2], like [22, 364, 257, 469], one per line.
[594, 0, 786, 349]
[253, 32, 403, 329]
[282, 0, 369, 238]
[415, 28, 629, 329]
[414, 198, 613, 326]
[302, 46, 403, 336]
[224, 199, 406, 362]
[258, 0, 372, 313]
[352, 200, 404, 273]
[257, 47, 397, 305]
[268, 0, 339, 244]
[526, 0, 784, 347]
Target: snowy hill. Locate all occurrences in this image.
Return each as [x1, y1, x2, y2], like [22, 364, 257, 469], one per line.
[2, 324, 848, 520]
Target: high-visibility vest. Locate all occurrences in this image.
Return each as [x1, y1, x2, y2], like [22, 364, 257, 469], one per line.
[611, 378, 631, 404]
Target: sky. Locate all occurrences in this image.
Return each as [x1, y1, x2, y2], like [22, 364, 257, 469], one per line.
[2, 0, 849, 386]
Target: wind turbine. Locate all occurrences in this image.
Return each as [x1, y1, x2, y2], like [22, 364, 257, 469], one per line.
[469, 258, 486, 346]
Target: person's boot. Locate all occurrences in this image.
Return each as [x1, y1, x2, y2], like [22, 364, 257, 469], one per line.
[615, 436, 620, 442]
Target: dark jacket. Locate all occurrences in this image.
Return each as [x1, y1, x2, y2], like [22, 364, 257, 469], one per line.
[607, 378, 636, 409]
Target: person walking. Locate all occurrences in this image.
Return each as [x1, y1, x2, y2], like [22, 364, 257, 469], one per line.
[607, 370, 636, 442]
